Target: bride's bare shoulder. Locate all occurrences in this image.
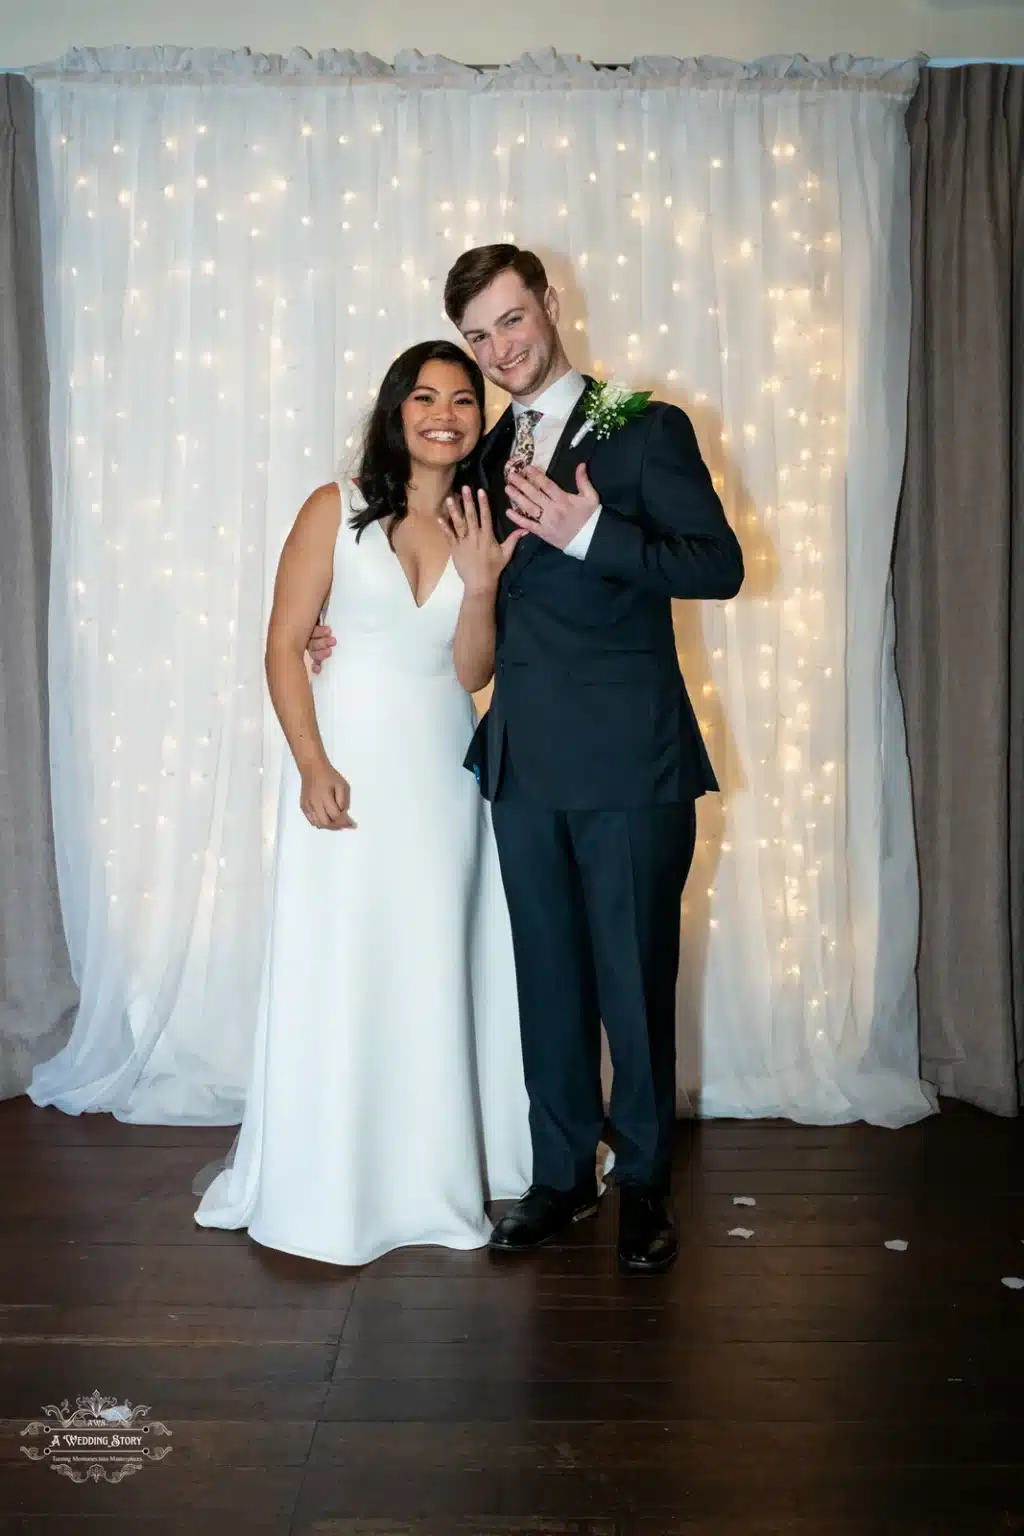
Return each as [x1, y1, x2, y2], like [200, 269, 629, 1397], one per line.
[306, 480, 343, 512]
[279, 483, 343, 566]
[294, 480, 343, 529]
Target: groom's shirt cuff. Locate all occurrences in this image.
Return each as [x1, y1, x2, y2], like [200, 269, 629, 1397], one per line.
[563, 505, 602, 560]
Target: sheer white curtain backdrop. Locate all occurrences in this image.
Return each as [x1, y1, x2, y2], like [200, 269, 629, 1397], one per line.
[27, 47, 936, 1127]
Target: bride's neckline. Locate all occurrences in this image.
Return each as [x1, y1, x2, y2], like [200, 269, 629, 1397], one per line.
[375, 514, 451, 611]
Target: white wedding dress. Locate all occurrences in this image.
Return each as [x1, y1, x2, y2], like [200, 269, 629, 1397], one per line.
[194, 481, 532, 1265]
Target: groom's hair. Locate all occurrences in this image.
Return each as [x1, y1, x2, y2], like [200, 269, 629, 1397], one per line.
[444, 244, 549, 328]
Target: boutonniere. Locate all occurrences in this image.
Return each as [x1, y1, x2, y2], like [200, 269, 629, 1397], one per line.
[570, 379, 652, 448]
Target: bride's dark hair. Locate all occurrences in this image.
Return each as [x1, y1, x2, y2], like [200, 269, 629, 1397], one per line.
[349, 340, 486, 543]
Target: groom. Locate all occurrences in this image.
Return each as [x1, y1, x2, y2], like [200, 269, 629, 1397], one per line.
[315, 246, 743, 1273]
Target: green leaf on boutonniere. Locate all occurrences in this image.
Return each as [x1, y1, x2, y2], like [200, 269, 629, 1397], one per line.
[580, 380, 653, 440]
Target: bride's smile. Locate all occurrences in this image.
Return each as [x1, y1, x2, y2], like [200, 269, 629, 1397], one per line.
[402, 363, 481, 468]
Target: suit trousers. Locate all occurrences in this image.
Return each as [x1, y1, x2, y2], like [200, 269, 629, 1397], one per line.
[490, 745, 697, 1194]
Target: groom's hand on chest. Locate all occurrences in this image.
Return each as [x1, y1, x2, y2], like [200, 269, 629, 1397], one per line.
[505, 463, 600, 551]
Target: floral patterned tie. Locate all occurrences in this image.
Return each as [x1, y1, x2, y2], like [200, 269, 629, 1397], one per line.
[505, 408, 542, 481]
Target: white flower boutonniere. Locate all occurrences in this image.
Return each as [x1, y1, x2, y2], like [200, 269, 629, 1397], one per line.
[570, 379, 652, 449]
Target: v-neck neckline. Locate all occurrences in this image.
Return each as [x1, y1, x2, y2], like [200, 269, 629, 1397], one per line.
[376, 517, 452, 611]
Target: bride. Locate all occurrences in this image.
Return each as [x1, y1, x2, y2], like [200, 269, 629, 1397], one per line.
[194, 340, 532, 1265]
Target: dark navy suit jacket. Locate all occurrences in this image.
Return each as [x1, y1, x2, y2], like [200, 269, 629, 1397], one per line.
[465, 379, 744, 809]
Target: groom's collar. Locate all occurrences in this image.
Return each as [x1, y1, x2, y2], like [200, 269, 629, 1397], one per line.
[511, 368, 586, 421]
[480, 370, 593, 474]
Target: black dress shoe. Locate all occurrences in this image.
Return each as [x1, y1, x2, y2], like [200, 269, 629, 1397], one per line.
[488, 1182, 601, 1252]
[617, 1185, 678, 1274]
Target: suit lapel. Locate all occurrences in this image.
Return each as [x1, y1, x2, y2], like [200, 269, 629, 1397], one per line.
[544, 376, 597, 495]
[509, 376, 597, 580]
[478, 407, 515, 537]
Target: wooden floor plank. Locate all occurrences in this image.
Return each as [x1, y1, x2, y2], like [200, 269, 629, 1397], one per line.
[0, 1094, 1021, 1531]
[0, 1244, 358, 1307]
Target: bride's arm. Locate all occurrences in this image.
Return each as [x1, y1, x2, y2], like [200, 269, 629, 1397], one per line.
[265, 482, 341, 776]
[446, 486, 524, 694]
[452, 585, 499, 694]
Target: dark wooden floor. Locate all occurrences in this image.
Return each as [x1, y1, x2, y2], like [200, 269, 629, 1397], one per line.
[1, 1095, 1023, 1535]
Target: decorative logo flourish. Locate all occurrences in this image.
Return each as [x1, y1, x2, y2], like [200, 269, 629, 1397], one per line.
[21, 1392, 173, 1484]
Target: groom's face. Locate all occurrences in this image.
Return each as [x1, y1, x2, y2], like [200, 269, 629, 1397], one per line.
[458, 270, 560, 404]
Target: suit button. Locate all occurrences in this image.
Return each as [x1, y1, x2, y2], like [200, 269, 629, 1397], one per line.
[508, 589, 520, 599]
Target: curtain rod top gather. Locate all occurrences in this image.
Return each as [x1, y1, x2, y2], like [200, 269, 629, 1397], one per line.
[26, 45, 925, 95]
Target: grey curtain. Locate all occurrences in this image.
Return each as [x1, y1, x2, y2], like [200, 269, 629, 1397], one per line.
[0, 74, 77, 1097]
[894, 65, 1024, 1116]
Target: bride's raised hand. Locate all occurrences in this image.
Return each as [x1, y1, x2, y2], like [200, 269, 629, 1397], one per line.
[440, 486, 524, 596]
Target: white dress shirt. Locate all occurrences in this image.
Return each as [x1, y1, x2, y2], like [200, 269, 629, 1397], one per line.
[511, 369, 602, 560]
